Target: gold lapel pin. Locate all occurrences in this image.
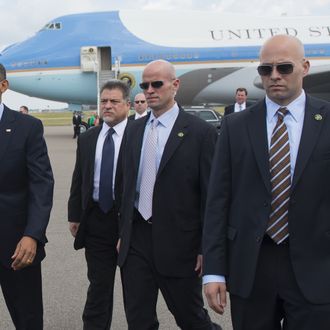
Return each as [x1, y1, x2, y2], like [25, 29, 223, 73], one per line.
[314, 114, 323, 121]
[5, 129, 11, 132]
[178, 132, 184, 137]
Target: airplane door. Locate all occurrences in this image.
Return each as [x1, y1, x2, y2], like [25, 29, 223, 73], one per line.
[80, 46, 112, 71]
[99, 46, 111, 70]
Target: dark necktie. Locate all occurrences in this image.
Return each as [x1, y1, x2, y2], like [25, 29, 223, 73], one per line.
[266, 107, 291, 244]
[99, 128, 115, 213]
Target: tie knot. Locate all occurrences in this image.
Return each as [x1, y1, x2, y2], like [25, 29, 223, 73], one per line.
[151, 119, 159, 129]
[277, 107, 289, 117]
[107, 127, 115, 136]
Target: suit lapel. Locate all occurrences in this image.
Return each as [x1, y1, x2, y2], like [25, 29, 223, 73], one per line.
[157, 109, 188, 178]
[247, 101, 271, 193]
[0, 106, 16, 161]
[291, 97, 326, 190]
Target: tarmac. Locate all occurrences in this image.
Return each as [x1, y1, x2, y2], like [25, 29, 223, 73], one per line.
[0, 125, 232, 329]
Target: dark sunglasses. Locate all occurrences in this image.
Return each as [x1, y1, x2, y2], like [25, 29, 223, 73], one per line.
[257, 63, 294, 76]
[134, 100, 146, 104]
[139, 81, 164, 90]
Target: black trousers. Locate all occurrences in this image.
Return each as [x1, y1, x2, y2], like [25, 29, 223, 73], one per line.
[0, 263, 43, 330]
[121, 211, 216, 330]
[230, 236, 330, 330]
[83, 205, 118, 330]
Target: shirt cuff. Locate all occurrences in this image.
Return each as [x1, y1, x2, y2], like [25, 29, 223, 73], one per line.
[202, 275, 226, 285]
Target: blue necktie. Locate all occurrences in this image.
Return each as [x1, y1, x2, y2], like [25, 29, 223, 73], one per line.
[99, 128, 115, 213]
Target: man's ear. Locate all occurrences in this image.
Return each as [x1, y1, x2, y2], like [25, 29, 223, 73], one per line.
[0, 79, 9, 94]
[302, 60, 310, 77]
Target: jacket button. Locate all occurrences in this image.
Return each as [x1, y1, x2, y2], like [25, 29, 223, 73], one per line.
[263, 202, 268, 207]
[256, 236, 262, 243]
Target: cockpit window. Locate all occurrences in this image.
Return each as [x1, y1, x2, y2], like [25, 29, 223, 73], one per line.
[41, 22, 62, 31]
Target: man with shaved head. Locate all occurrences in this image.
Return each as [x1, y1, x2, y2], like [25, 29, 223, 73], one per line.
[129, 92, 148, 120]
[203, 34, 330, 329]
[118, 60, 221, 329]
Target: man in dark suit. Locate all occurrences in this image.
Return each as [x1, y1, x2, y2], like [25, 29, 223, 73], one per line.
[128, 92, 148, 121]
[0, 63, 54, 329]
[224, 87, 251, 115]
[68, 80, 130, 329]
[117, 59, 221, 330]
[203, 35, 330, 329]
[72, 111, 82, 138]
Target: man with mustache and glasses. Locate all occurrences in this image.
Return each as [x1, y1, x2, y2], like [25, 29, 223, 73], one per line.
[128, 93, 148, 120]
[203, 35, 330, 329]
[117, 60, 221, 329]
[68, 80, 130, 329]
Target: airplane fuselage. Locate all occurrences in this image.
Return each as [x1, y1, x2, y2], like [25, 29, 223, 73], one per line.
[1, 11, 330, 106]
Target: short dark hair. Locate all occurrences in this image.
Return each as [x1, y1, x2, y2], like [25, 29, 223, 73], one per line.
[236, 87, 248, 96]
[0, 63, 6, 80]
[20, 105, 29, 112]
[100, 80, 131, 101]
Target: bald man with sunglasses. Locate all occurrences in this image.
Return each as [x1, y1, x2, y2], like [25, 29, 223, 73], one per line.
[128, 93, 148, 120]
[203, 35, 330, 329]
[117, 60, 221, 330]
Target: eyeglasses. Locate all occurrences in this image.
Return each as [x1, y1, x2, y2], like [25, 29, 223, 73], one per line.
[135, 100, 146, 104]
[139, 81, 164, 90]
[257, 63, 294, 76]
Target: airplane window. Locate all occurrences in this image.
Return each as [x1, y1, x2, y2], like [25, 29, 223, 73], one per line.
[40, 22, 62, 31]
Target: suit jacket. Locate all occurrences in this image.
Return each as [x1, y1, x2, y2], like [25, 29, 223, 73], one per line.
[224, 102, 253, 116]
[68, 125, 125, 249]
[128, 114, 135, 121]
[203, 95, 330, 304]
[72, 114, 82, 126]
[118, 108, 218, 277]
[0, 106, 54, 268]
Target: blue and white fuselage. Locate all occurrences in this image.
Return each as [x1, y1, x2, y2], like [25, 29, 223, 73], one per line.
[1, 10, 330, 106]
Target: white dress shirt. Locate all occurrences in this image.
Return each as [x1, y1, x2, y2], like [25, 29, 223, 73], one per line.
[134, 110, 148, 120]
[135, 103, 179, 205]
[234, 102, 246, 112]
[93, 119, 127, 201]
[0, 103, 4, 120]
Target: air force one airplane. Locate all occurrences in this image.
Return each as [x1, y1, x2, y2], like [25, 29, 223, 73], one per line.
[1, 10, 330, 108]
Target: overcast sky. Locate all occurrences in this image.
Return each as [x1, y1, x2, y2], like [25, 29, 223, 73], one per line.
[1, 0, 330, 110]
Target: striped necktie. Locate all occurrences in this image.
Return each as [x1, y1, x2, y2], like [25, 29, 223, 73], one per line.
[266, 107, 291, 244]
[138, 119, 159, 220]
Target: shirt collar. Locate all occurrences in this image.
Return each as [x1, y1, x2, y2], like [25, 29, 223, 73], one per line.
[148, 103, 179, 128]
[101, 118, 128, 138]
[266, 90, 306, 124]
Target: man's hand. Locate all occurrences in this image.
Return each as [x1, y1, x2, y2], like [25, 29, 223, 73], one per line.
[69, 222, 80, 237]
[11, 236, 37, 270]
[194, 254, 203, 277]
[204, 282, 227, 315]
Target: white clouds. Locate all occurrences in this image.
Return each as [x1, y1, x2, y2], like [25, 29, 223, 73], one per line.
[142, 0, 194, 10]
